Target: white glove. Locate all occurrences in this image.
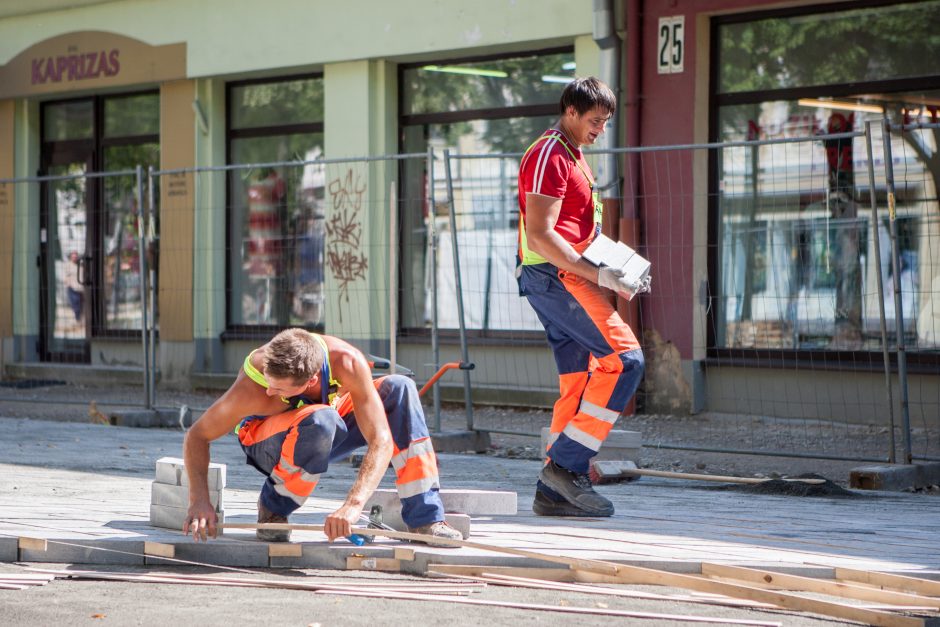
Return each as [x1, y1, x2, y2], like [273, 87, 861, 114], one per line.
[597, 266, 627, 292]
[598, 265, 652, 300]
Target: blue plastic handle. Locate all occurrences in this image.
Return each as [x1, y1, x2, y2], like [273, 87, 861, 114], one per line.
[346, 534, 366, 546]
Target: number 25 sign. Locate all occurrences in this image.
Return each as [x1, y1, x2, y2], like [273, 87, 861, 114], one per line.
[658, 16, 684, 74]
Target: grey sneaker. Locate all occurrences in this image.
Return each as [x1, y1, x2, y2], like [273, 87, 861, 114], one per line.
[256, 498, 291, 542]
[408, 521, 463, 543]
[532, 489, 599, 517]
[538, 460, 614, 516]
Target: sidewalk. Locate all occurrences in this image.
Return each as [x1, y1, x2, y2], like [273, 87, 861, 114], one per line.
[2, 416, 939, 577]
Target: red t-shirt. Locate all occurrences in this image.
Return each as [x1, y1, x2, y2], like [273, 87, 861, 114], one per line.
[518, 129, 595, 246]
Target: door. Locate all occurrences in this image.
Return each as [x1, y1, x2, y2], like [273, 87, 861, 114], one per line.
[40, 150, 95, 363]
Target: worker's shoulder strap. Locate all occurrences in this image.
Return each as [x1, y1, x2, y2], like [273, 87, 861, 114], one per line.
[309, 332, 339, 405]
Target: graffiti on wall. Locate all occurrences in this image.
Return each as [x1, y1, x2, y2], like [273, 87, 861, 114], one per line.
[326, 168, 368, 320]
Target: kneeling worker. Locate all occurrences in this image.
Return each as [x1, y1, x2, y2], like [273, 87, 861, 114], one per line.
[183, 328, 461, 543]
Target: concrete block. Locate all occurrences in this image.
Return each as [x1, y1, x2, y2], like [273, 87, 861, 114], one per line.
[540, 427, 641, 461]
[150, 504, 224, 532]
[431, 430, 491, 453]
[155, 456, 226, 490]
[20, 540, 144, 565]
[850, 462, 940, 491]
[149, 541, 268, 568]
[151, 482, 221, 509]
[0, 536, 19, 562]
[269, 545, 365, 570]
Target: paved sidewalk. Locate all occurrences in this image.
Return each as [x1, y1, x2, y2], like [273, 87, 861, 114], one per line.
[1, 416, 939, 577]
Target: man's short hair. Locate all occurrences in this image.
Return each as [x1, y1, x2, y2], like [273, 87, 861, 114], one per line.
[264, 328, 323, 384]
[559, 76, 616, 116]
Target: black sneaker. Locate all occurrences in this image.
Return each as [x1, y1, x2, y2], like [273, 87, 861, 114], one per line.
[256, 498, 291, 542]
[532, 489, 599, 517]
[538, 460, 614, 516]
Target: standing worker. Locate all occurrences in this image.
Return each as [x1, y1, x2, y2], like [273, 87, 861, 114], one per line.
[516, 77, 645, 517]
[183, 328, 461, 543]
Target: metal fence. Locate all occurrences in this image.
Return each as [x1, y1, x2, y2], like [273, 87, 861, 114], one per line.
[1, 121, 938, 463]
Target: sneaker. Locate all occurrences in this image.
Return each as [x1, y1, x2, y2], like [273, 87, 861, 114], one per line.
[256, 498, 291, 542]
[407, 520, 464, 543]
[538, 460, 614, 516]
[532, 489, 600, 517]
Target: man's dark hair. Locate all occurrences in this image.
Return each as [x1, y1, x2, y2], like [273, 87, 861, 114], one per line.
[559, 76, 616, 116]
[264, 328, 323, 384]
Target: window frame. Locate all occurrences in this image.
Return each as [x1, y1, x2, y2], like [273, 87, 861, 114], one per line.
[397, 46, 574, 345]
[223, 72, 325, 339]
[706, 0, 940, 373]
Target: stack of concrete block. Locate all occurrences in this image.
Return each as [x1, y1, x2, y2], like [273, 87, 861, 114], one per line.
[150, 457, 226, 533]
[363, 488, 517, 539]
[540, 427, 642, 463]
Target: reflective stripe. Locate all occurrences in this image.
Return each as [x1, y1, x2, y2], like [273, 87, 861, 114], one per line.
[562, 422, 602, 452]
[278, 456, 320, 483]
[390, 438, 435, 471]
[545, 430, 560, 451]
[578, 400, 620, 425]
[532, 136, 558, 194]
[272, 482, 307, 505]
[396, 475, 440, 499]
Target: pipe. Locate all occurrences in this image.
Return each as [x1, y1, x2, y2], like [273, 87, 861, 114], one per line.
[593, 0, 622, 198]
[624, 0, 641, 219]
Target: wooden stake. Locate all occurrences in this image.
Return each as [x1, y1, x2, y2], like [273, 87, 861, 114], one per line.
[143, 542, 175, 559]
[394, 547, 416, 561]
[18, 537, 47, 552]
[268, 544, 303, 558]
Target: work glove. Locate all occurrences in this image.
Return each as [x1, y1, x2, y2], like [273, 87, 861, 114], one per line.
[597, 265, 652, 300]
[597, 266, 628, 292]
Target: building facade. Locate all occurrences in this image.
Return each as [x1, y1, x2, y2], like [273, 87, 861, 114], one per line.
[0, 0, 936, 426]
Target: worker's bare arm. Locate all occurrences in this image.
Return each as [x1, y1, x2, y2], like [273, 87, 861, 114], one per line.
[182, 373, 284, 540]
[525, 192, 600, 282]
[323, 341, 394, 541]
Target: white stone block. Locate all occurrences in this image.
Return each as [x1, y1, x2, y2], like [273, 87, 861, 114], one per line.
[151, 481, 221, 509]
[149, 504, 224, 534]
[155, 456, 226, 490]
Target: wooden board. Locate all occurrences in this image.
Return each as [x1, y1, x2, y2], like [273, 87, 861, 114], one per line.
[834, 567, 940, 598]
[346, 557, 401, 572]
[18, 537, 47, 551]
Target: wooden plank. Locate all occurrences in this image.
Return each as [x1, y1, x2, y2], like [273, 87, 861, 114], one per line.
[394, 547, 416, 561]
[268, 544, 303, 558]
[834, 567, 940, 598]
[143, 542, 175, 559]
[346, 557, 401, 572]
[433, 570, 781, 610]
[702, 563, 940, 609]
[314, 589, 783, 626]
[574, 566, 928, 627]
[0, 582, 28, 590]
[430, 564, 579, 582]
[18, 537, 47, 552]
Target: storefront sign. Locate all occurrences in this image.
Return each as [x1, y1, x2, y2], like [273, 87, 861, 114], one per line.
[0, 31, 185, 99]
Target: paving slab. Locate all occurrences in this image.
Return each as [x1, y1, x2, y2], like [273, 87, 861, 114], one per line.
[1, 417, 939, 579]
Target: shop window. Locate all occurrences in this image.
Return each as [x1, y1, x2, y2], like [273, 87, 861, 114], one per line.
[399, 48, 575, 334]
[712, 2, 940, 354]
[227, 75, 325, 331]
